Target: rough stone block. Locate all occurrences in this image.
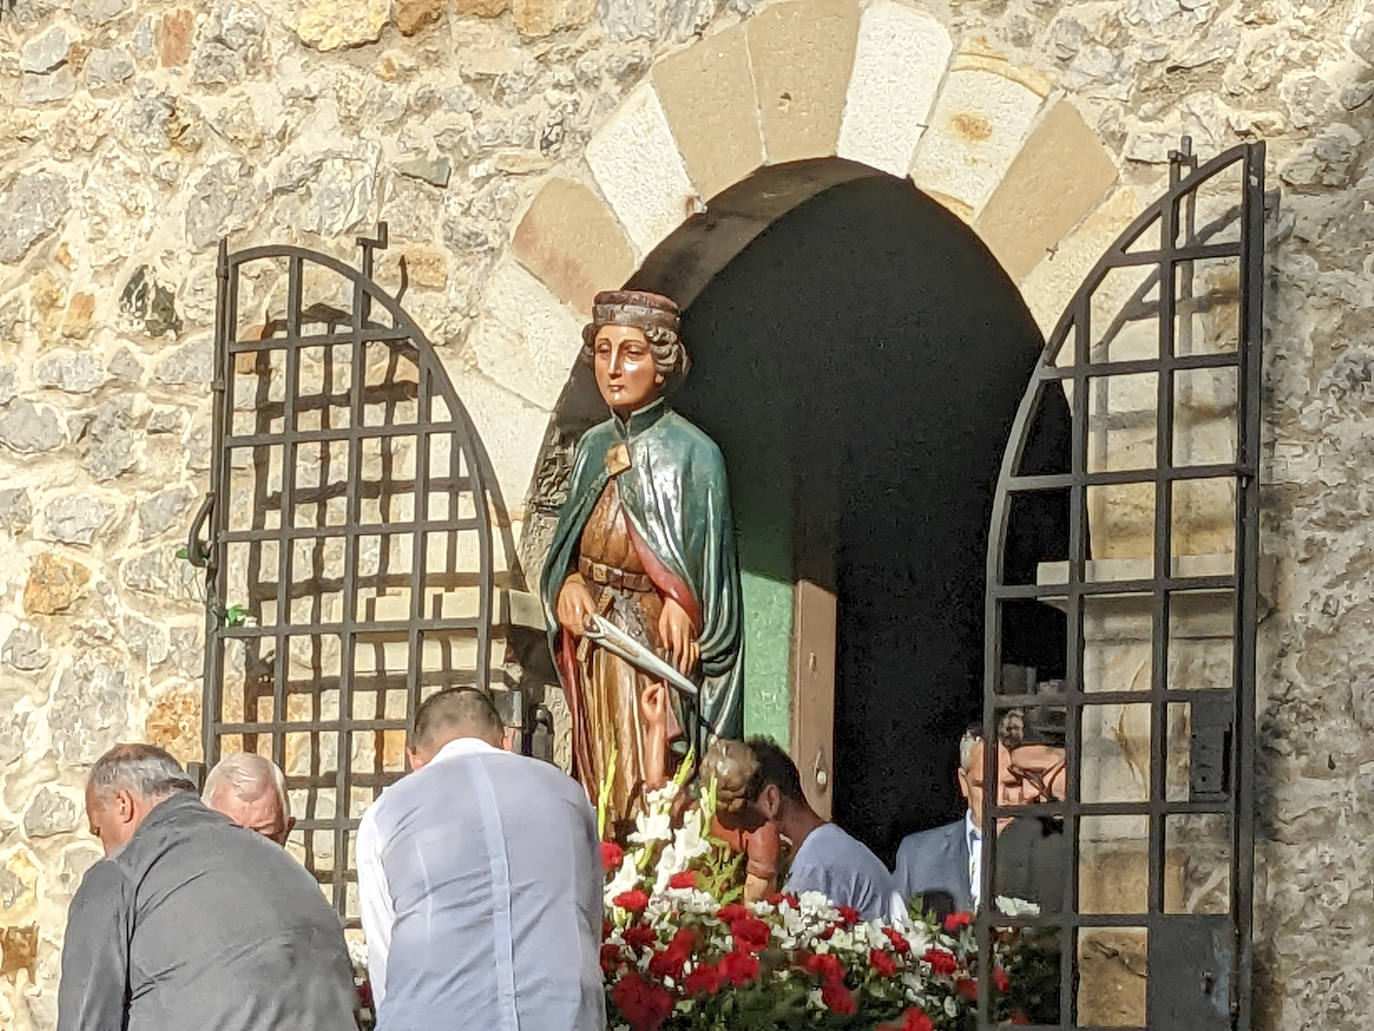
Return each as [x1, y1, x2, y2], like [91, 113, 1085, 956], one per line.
[0, 400, 64, 455]
[296, 0, 390, 51]
[466, 258, 582, 410]
[160, 9, 195, 67]
[911, 67, 1044, 218]
[396, 0, 446, 35]
[20, 27, 69, 74]
[512, 0, 594, 38]
[22, 788, 80, 839]
[50, 655, 129, 764]
[41, 494, 115, 547]
[23, 553, 91, 616]
[137, 486, 195, 541]
[652, 23, 765, 200]
[457, 0, 508, 14]
[974, 100, 1119, 282]
[0, 170, 69, 265]
[837, 2, 951, 178]
[512, 178, 636, 312]
[585, 83, 698, 257]
[35, 352, 104, 394]
[746, 0, 860, 164]
[2, 626, 48, 672]
[144, 684, 202, 764]
[0, 488, 33, 535]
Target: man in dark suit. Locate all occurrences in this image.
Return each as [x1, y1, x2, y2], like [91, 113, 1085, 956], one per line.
[893, 721, 1015, 915]
[996, 704, 1069, 911]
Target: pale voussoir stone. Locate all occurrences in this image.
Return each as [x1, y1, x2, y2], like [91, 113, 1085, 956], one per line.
[585, 83, 699, 257]
[465, 258, 582, 411]
[837, 1, 952, 178]
[910, 66, 1045, 219]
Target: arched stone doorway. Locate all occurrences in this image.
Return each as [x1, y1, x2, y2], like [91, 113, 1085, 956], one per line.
[525, 161, 1070, 862]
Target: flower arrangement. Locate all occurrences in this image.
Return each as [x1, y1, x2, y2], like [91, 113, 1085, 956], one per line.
[599, 760, 1041, 1031]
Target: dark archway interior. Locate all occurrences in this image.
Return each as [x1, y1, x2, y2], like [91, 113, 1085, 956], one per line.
[646, 174, 1070, 864]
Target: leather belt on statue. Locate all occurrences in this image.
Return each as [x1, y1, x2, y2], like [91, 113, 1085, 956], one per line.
[579, 558, 653, 592]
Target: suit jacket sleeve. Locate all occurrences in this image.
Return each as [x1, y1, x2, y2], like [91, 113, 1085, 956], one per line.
[57, 860, 133, 1031]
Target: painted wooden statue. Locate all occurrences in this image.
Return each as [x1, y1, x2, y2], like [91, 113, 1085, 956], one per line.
[540, 290, 744, 833]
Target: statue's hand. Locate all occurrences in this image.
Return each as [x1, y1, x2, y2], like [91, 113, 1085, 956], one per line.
[556, 575, 597, 637]
[657, 597, 699, 676]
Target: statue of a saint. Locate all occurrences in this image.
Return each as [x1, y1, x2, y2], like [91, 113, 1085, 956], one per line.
[540, 290, 743, 833]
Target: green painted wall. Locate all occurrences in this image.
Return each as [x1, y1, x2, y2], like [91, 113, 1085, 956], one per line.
[740, 570, 792, 742]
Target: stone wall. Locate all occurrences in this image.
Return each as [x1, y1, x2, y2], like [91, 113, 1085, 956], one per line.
[1, 0, 1372, 1027]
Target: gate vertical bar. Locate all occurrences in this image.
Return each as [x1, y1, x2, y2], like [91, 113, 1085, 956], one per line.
[202, 239, 233, 768]
[1232, 140, 1266, 1031]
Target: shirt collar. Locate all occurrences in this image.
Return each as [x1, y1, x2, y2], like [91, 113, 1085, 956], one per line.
[611, 397, 669, 442]
[965, 809, 981, 844]
[429, 736, 501, 765]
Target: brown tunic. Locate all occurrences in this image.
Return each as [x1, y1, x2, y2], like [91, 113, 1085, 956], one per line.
[571, 479, 671, 832]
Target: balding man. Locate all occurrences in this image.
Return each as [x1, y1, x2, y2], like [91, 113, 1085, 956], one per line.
[203, 752, 295, 845]
[58, 744, 356, 1031]
[356, 687, 604, 1031]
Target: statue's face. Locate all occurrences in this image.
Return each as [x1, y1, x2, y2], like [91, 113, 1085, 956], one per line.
[593, 324, 663, 414]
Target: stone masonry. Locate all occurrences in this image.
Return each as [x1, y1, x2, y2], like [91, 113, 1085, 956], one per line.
[2, 0, 1373, 1027]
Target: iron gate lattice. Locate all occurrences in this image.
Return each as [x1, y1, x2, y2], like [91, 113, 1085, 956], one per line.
[978, 141, 1266, 1030]
[190, 226, 506, 921]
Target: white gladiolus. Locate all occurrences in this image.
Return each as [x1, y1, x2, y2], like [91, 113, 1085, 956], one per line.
[605, 854, 641, 902]
[628, 808, 673, 847]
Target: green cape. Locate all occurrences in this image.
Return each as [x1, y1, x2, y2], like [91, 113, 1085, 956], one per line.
[540, 398, 744, 747]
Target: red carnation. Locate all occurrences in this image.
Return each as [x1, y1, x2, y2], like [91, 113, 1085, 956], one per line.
[898, 1007, 935, 1031]
[993, 965, 1011, 993]
[623, 924, 657, 952]
[715, 902, 750, 924]
[611, 971, 675, 1031]
[601, 841, 625, 871]
[956, 977, 979, 1001]
[356, 979, 373, 1011]
[836, 905, 861, 926]
[730, 915, 770, 954]
[668, 870, 697, 890]
[717, 949, 760, 986]
[821, 980, 857, 1015]
[882, 926, 911, 955]
[943, 910, 973, 933]
[684, 963, 724, 995]
[923, 947, 958, 976]
[869, 948, 899, 977]
[764, 891, 800, 908]
[648, 928, 695, 980]
[603, 917, 614, 938]
[802, 952, 847, 984]
[600, 943, 622, 973]
[1010, 1012, 1031, 1025]
[613, 889, 650, 913]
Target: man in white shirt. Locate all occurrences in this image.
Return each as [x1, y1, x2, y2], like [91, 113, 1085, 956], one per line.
[733, 737, 897, 921]
[893, 722, 1015, 914]
[356, 687, 605, 1031]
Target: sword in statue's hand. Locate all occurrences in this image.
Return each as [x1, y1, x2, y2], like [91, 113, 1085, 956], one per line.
[581, 614, 699, 701]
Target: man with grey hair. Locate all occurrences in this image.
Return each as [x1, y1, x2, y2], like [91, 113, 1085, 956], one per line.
[203, 751, 295, 845]
[357, 687, 604, 1030]
[893, 720, 1016, 914]
[58, 743, 356, 1031]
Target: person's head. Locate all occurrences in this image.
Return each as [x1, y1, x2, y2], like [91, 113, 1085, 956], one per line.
[737, 737, 812, 830]
[700, 737, 764, 833]
[202, 752, 294, 845]
[407, 687, 503, 769]
[954, 723, 1017, 834]
[581, 290, 689, 415]
[1008, 705, 1067, 804]
[85, 744, 196, 856]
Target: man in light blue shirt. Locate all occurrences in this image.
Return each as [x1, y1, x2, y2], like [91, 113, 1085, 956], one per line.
[737, 737, 897, 921]
[357, 688, 604, 1031]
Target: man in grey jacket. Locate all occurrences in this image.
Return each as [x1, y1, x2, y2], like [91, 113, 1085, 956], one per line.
[893, 722, 1016, 915]
[57, 743, 357, 1031]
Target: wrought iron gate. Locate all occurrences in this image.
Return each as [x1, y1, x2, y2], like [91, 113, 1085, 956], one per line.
[979, 141, 1266, 1029]
[188, 226, 504, 921]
